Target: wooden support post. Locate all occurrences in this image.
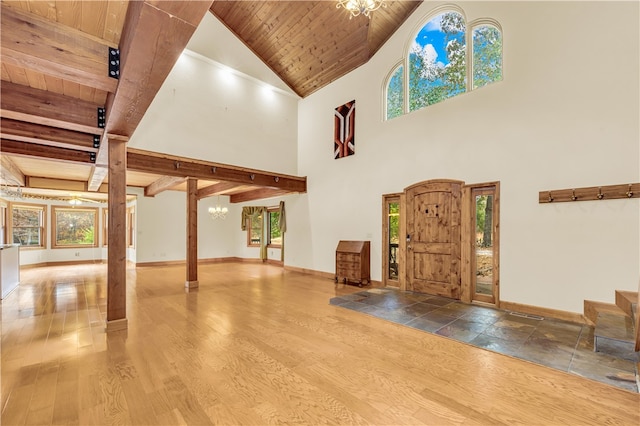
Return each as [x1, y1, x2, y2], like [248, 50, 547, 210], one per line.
[106, 138, 128, 332]
[186, 177, 199, 290]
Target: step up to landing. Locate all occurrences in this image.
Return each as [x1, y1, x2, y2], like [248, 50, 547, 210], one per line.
[594, 312, 638, 361]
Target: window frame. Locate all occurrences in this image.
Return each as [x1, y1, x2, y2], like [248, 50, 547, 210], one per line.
[0, 201, 7, 245]
[404, 5, 468, 115]
[383, 61, 405, 120]
[102, 208, 108, 247]
[127, 206, 135, 248]
[384, 7, 502, 120]
[51, 205, 98, 249]
[246, 214, 262, 247]
[470, 19, 503, 90]
[10, 202, 46, 249]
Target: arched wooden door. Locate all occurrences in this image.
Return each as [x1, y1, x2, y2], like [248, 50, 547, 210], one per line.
[404, 179, 463, 298]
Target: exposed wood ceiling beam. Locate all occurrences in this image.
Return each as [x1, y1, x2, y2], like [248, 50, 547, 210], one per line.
[0, 154, 25, 186]
[0, 81, 104, 135]
[127, 148, 307, 193]
[88, 167, 109, 193]
[89, 134, 127, 191]
[0, 3, 118, 93]
[90, 0, 214, 191]
[229, 188, 293, 204]
[103, 0, 215, 135]
[196, 181, 244, 200]
[25, 177, 107, 193]
[145, 175, 187, 197]
[0, 119, 98, 152]
[0, 139, 95, 165]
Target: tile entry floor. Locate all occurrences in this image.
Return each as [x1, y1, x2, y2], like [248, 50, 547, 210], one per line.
[330, 288, 639, 393]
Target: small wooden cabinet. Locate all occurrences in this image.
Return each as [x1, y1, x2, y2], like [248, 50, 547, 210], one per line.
[335, 240, 370, 286]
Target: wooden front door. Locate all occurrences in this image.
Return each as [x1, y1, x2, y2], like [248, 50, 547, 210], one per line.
[405, 180, 462, 298]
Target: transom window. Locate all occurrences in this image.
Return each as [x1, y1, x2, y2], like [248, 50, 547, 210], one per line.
[386, 64, 404, 120]
[385, 7, 502, 119]
[52, 206, 97, 248]
[409, 11, 466, 112]
[472, 24, 502, 89]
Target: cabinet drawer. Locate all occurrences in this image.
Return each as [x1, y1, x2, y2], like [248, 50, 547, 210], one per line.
[337, 268, 360, 279]
[336, 260, 358, 270]
[336, 253, 359, 263]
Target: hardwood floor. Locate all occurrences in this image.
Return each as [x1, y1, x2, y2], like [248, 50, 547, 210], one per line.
[2, 263, 638, 425]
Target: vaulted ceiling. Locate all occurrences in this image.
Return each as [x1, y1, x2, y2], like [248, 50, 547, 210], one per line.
[0, 0, 420, 203]
[210, 1, 422, 97]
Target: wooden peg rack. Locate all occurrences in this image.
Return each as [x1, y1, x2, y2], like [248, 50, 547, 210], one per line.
[539, 183, 640, 204]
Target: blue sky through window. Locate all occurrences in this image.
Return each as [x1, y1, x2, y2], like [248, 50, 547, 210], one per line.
[415, 14, 448, 68]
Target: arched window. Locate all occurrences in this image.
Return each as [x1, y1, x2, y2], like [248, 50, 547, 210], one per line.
[385, 64, 404, 120]
[383, 7, 502, 120]
[409, 11, 466, 112]
[472, 23, 502, 89]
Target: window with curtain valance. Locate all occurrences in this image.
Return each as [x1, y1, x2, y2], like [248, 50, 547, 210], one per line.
[241, 202, 286, 262]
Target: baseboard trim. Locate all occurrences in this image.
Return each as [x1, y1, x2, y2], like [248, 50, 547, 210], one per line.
[135, 257, 284, 268]
[20, 260, 108, 269]
[106, 318, 128, 332]
[284, 265, 335, 280]
[282, 265, 381, 286]
[136, 259, 187, 267]
[500, 301, 587, 325]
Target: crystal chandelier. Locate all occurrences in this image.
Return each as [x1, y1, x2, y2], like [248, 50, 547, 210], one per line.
[336, 0, 386, 19]
[208, 197, 228, 220]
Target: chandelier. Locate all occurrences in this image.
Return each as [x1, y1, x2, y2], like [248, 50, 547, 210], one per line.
[336, 0, 386, 19]
[208, 197, 228, 220]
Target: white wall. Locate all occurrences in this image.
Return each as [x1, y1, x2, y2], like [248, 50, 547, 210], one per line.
[128, 49, 299, 175]
[133, 186, 288, 264]
[186, 13, 296, 96]
[126, 14, 301, 266]
[290, 1, 640, 313]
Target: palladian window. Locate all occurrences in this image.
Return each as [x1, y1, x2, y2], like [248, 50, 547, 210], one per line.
[384, 7, 502, 119]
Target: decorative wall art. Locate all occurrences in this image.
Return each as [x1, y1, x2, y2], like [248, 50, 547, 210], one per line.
[334, 100, 355, 159]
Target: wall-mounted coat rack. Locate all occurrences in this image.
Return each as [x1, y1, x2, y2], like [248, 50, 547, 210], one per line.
[539, 183, 640, 204]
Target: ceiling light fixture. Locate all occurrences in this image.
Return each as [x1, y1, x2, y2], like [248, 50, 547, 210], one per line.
[208, 196, 228, 220]
[336, 0, 386, 19]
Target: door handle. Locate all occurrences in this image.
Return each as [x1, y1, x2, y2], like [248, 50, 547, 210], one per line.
[408, 245, 412, 250]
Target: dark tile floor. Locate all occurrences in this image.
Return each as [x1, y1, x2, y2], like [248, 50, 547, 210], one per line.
[330, 288, 639, 393]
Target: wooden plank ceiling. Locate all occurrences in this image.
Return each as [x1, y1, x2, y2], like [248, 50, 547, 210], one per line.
[0, 1, 419, 203]
[210, 0, 422, 97]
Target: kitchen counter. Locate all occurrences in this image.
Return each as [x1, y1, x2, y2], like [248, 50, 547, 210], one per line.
[1, 244, 20, 299]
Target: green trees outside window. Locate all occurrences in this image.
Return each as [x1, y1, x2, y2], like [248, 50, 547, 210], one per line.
[12, 206, 44, 247]
[385, 7, 502, 119]
[53, 207, 97, 247]
[473, 25, 502, 89]
[248, 214, 262, 246]
[386, 65, 404, 120]
[269, 210, 282, 246]
[409, 12, 466, 112]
